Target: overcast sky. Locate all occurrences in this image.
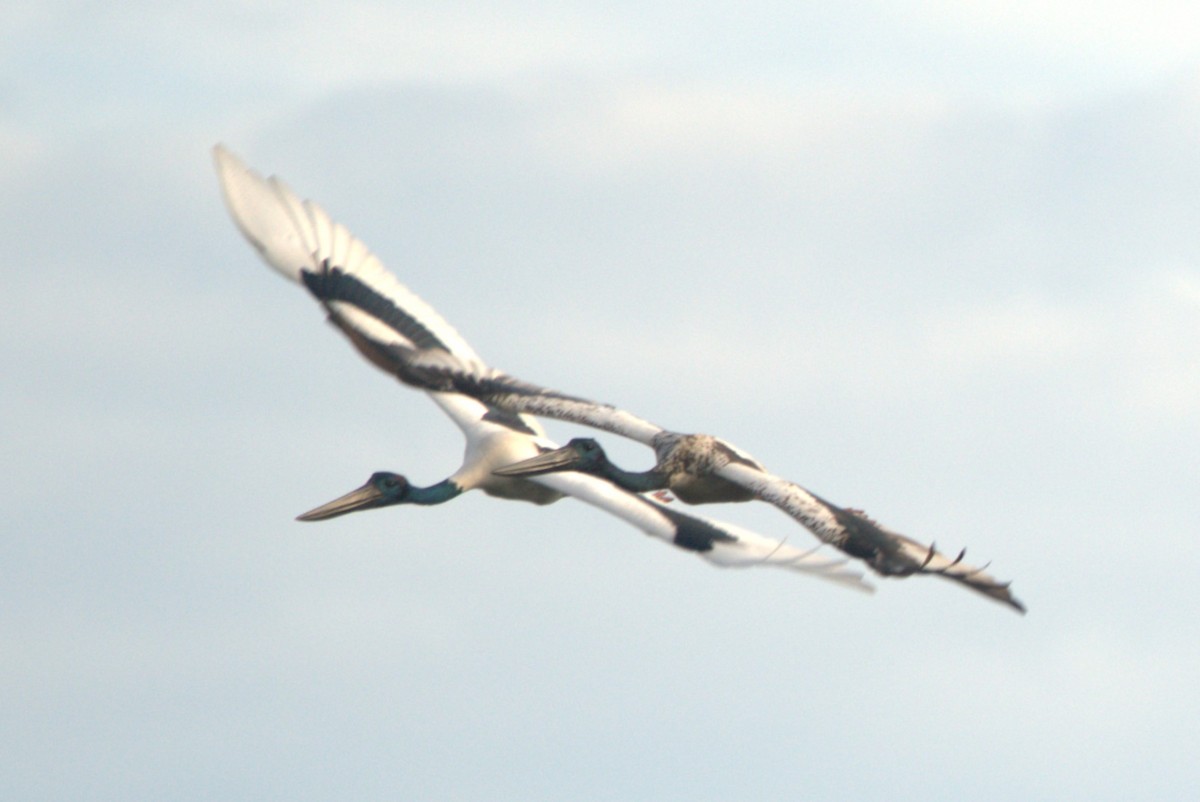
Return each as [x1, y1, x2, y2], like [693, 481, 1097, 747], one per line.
[4, 3, 1199, 800]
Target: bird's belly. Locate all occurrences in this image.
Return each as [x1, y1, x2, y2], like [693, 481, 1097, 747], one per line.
[670, 473, 755, 504]
[480, 474, 564, 505]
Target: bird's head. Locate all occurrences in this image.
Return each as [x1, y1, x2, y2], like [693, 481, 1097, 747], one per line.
[562, 438, 609, 470]
[296, 471, 412, 521]
[492, 437, 610, 478]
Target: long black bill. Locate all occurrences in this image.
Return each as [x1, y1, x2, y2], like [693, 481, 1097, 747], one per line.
[296, 481, 387, 521]
[491, 446, 582, 478]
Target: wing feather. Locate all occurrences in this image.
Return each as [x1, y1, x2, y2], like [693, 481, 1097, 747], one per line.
[716, 462, 1024, 611]
[351, 344, 668, 445]
[715, 462, 849, 545]
[527, 471, 872, 592]
[214, 145, 485, 365]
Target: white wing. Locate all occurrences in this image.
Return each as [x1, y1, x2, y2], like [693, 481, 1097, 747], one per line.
[215, 144, 550, 443]
[216, 145, 672, 446]
[418, 392, 870, 590]
[523, 469, 872, 592]
[214, 144, 486, 368]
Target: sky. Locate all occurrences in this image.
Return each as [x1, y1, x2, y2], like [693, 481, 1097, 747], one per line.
[3, 2, 1199, 799]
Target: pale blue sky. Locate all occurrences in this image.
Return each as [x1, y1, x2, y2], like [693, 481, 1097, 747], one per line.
[4, 3, 1199, 800]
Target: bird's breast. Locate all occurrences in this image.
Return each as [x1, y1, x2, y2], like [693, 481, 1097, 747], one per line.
[458, 432, 565, 505]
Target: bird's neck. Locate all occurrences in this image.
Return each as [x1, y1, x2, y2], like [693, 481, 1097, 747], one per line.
[407, 479, 464, 506]
[602, 464, 669, 493]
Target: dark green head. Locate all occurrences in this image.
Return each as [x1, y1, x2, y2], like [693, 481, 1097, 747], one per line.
[561, 438, 610, 471]
[296, 471, 412, 521]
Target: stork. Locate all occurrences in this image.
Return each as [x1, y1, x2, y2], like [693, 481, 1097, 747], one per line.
[497, 437, 1024, 610]
[213, 145, 870, 589]
[322, 308, 1026, 612]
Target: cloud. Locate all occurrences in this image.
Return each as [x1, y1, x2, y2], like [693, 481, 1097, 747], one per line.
[919, 295, 1095, 370]
[0, 122, 44, 182]
[916, 0, 1200, 67]
[533, 82, 955, 179]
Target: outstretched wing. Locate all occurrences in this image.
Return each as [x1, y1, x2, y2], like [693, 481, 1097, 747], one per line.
[215, 144, 550, 438]
[358, 340, 670, 445]
[880, 529, 1024, 612]
[717, 461, 1025, 612]
[216, 146, 673, 446]
[526, 469, 873, 592]
[214, 145, 486, 367]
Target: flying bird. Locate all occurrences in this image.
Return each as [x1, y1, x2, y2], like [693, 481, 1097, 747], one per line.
[334, 322, 1026, 613]
[213, 144, 870, 590]
[499, 437, 1023, 609]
